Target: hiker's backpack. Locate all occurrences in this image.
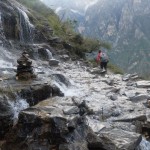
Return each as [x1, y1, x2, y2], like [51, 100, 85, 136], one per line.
[101, 53, 109, 62]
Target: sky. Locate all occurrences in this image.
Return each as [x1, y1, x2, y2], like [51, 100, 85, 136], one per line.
[41, 0, 99, 13]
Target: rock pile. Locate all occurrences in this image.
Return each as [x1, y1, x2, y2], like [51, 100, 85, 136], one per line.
[16, 51, 35, 80]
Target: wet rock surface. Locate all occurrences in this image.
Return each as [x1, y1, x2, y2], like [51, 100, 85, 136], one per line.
[0, 73, 65, 140]
[99, 128, 142, 150]
[2, 57, 150, 149]
[0, 97, 13, 140]
[1, 59, 150, 149]
[0, 0, 150, 149]
[20, 84, 64, 106]
[1, 97, 102, 150]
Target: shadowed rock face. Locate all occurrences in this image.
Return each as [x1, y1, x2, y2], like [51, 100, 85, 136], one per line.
[0, 1, 19, 42]
[2, 103, 103, 150]
[0, 80, 64, 141]
[100, 128, 142, 150]
[20, 84, 64, 106]
[0, 97, 13, 140]
[0, 0, 52, 44]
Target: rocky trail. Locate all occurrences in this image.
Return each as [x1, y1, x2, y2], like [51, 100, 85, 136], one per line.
[1, 56, 150, 149]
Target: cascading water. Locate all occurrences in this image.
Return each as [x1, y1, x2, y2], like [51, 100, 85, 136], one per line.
[46, 49, 53, 59]
[0, 46, 15, 71]
[8, 97, 29, 124]
[0, 11, 5, 47]
[0, 12, 2, 30]
[0, 10, 16, 75]
[136, 138, 150, 150]
[17, 7, 34, 43]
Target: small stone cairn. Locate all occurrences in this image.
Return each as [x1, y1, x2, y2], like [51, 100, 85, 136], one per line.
[16, 51, 36, 80]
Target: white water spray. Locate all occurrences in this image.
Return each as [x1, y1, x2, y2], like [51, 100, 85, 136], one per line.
[0, 12, 5, 47]
[0, 12, 2, 29]
[0, 46, 15, 70]
[17, 7, 34, 43]
[9, 98, 29, 124]
[136, 138, 150, 150]
[46, 49, 53, 59]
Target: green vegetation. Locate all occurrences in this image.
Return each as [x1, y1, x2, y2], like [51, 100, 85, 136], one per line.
[108, 63, 124, 74]
[16, 0, 126, 75]
[16, 0, 111, 58]
[88, 58, 124, 74]
[17, 0, 60, 33]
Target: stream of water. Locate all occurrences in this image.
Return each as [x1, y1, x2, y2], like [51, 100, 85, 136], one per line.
[17, 7, 34, 43]
[9, 97, 29, 124]
[137, 138, 150, 150]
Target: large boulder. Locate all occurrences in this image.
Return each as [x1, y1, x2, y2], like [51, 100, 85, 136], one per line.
[20, 84, 64, 106]
[122, 73, 139, 81]
[99, 128, 142, 150]
[49, 59, 59, 66]
[113, 113, 147, 122]
[129, 94, 150, 102]
[2, 98, 103, 150]
[136, 81, 150, 88]
[0, 1, 18, 41]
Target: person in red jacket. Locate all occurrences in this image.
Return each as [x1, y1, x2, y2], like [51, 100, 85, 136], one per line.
[96, 50, 109, 72]
[96, 50, 102, 64]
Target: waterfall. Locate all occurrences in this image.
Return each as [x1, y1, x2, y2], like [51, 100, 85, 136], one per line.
[0, 46, 15, 70]
[0, 11, 15, 71]
[46, 49, 53, 59]
[17, 7, 34, 43]
[0, 12, 2, 29]
[9, 98, 29, 124]
[0, 12, 3, 46]
[136, 138, 150, 150]
[0, 12, 5, 47]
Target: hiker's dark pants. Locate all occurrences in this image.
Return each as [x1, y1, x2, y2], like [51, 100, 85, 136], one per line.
[100, 62, 108, 71]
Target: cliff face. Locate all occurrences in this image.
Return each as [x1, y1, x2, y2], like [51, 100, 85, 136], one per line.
[84, 0, 150, 77]
[0, 0, 18, 46]
[0, 0, 34, 44]
[44, 0, 150, 77]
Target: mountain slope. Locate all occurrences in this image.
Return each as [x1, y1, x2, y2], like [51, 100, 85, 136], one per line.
[43, 0, 150, 78]
[83, 0, 150, 77]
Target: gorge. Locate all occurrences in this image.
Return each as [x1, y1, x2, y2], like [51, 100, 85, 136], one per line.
[0, 0, 150, 150]
[43, 0, 150, 78]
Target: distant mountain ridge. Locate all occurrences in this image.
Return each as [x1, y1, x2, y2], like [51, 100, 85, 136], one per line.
[43, 0, 150, 78]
